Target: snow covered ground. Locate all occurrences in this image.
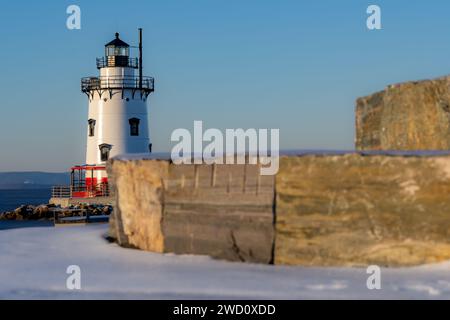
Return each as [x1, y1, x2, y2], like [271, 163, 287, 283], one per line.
[0, 222, 449, 299]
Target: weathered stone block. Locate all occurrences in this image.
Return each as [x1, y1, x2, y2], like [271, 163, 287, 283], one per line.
[356, 76, 450, 150]
[275, 154, 450, 267]
[108, 159, 275, 264]
[108, 159, 169, 252]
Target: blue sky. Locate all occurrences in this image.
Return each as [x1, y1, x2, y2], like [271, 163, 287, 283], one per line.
[0, 0, 449, 171]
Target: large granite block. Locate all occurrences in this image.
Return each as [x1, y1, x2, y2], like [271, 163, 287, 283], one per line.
[275, 154, 450, 266]
[356, 76, 450, 150]
[108, 159, 275, 264]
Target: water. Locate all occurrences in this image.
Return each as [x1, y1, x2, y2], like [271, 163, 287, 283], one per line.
[0, 189, 51, 213]
[0, 220, 53, 230]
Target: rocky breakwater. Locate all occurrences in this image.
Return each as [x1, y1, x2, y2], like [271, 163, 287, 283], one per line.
[356, 76, 450, 150]
[0, 203, 113, 221]
[0, 204, 56, 220]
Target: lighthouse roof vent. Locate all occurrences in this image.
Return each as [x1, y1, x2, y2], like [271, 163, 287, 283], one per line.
[105, 33, 130, 48]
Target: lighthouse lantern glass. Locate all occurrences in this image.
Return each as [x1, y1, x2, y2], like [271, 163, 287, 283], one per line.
[106, 45, 129, 57]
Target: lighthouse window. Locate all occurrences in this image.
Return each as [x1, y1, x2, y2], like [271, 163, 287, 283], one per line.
[129, 118, 140, 136]
[88, 119, 96, 137]
[99, 144, 112, 162]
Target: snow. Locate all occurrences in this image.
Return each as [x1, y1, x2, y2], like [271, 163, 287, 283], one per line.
[0, 222, 449, 299]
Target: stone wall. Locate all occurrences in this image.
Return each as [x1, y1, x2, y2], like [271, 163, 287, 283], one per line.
[108, 154, 450, 267]
[355, 76, 450, 150]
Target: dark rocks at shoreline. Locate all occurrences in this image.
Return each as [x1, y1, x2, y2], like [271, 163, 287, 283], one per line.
[0, 204, 55, 221]
[0, 204, 113, 221]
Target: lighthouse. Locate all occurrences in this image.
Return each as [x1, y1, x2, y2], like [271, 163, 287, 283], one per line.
[78, 29, 154, 194]
[52, 29, 154, 201]
[82, 30, 154, 164]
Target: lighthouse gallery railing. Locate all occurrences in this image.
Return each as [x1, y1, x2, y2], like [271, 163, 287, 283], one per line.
[81, 76, 154, 93]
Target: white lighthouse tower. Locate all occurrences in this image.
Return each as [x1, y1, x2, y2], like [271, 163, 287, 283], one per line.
[50, 29, 154, 202]
[79, 30, 154, 190]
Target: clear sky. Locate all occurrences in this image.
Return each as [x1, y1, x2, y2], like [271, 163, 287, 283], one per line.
[0, 0, 449, 171]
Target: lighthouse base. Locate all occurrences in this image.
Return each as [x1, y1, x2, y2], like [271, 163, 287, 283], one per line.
[50, 165, 113, 208]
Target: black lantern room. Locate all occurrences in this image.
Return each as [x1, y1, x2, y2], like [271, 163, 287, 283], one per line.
[97, 33, 138, 69]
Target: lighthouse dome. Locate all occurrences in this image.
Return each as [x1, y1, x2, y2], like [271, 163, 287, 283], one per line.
[105, 33, 130, 49]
